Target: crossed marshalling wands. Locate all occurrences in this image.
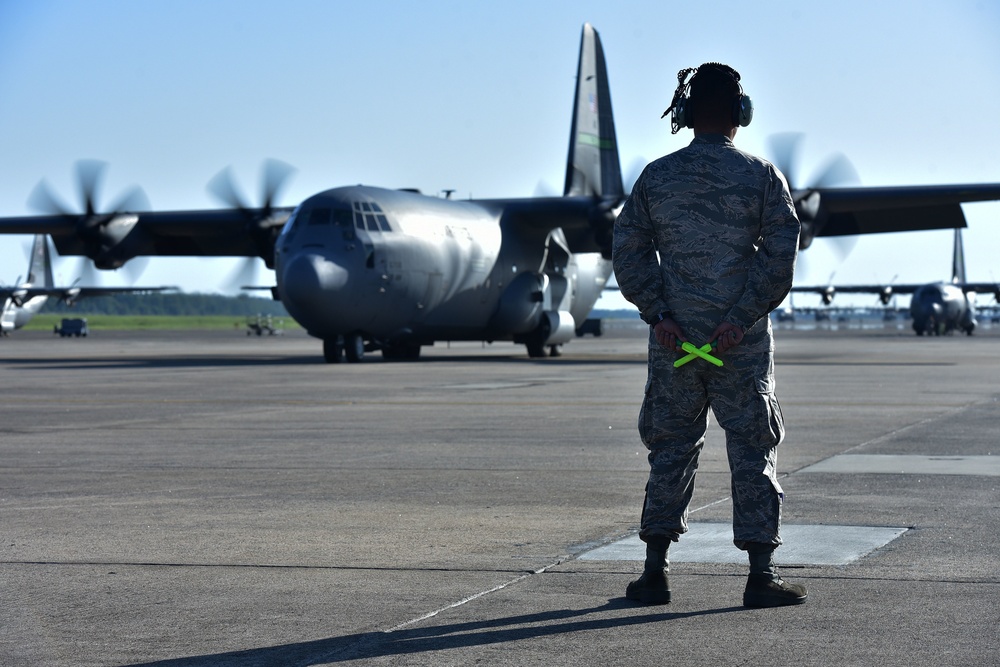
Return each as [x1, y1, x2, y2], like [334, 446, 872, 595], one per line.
[673, 341, 724, 368]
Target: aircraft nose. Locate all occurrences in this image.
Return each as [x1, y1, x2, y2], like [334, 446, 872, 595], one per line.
[281, 252, 349, 315]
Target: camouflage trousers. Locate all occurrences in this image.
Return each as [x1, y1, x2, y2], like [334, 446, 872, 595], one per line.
[637, 330, 785, 550]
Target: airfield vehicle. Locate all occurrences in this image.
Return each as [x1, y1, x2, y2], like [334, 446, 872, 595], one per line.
[54, 317, 88, 337]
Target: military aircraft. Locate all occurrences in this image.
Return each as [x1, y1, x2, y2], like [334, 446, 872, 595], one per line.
[791, 228, 1000, 335]
[1, 24, 1000, 361]
[1, 234, 175, 335]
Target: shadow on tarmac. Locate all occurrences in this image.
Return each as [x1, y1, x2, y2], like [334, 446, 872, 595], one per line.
[0, 353, 648, 371]
[124, 599, 743, 666]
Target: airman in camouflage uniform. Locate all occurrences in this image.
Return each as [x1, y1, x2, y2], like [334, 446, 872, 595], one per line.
[612, 63, 806, 608]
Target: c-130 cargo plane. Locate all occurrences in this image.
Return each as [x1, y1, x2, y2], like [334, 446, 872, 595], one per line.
[1, 234, 175, 335]
[1, 24, 999, 362]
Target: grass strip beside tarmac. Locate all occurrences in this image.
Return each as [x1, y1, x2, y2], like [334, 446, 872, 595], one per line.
[24, 314, 300, 331]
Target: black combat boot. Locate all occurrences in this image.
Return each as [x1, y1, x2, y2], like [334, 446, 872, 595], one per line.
[625, 541, 671, 605]
[742, 545, 807, 608]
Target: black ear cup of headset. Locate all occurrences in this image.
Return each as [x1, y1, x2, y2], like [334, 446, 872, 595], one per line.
[733, 94, 753, 127]
[669, 65, 753, 130]
[672, 97, 692, 130]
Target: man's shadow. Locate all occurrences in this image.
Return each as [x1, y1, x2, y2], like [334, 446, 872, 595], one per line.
[127, 598, 744, 666]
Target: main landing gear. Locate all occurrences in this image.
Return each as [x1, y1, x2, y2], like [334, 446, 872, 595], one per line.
[323, 332, 366, 363]
[323, 334, 423, 363]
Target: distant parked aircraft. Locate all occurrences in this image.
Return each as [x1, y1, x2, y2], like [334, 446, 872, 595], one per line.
[1, 234, 175, 335]
[791, 229, 999, 335]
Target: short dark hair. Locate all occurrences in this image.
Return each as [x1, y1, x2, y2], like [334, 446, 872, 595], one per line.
[689, 63, 741, 127]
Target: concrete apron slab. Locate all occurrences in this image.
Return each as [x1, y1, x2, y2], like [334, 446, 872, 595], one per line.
[799, 454, 1000, 476]
[578, 523, 909, 566]
[581, 452, 1000, 567]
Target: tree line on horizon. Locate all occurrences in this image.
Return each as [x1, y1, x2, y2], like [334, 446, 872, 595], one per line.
[39, 292, 642, 320]
[41, 292, 290, 317]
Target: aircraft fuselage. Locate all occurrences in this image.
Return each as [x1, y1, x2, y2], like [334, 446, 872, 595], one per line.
[274, 186, 611, 358]
[1, 294, 48, 334]
[910, 282, 975, 336]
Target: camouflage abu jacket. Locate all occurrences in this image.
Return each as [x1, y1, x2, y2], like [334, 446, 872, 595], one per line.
[612, 134, 800, 342]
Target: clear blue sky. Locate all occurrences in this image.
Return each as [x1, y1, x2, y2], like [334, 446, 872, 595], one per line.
[1, 0, 998, 310]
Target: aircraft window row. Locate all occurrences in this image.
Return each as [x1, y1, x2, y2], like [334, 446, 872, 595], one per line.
[305, 207, 354, 227]
[298, 202, 391, 232]
[352, 201, 391, 232]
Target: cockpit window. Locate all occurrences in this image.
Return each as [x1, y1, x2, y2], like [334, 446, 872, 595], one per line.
[332, 208, 352, 227]
[306, 207, 331, 225]
[351, 201, 391, 232]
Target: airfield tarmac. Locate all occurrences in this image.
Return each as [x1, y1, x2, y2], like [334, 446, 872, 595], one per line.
[1, 324, 998, 666]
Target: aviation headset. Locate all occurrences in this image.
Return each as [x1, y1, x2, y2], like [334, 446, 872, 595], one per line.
[661, 63, 753, 134]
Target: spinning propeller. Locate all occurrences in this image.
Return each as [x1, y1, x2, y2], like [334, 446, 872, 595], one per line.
[207, 159, 295, 286]
[27, 160, 150, 277]
[768, 132, 860, 259]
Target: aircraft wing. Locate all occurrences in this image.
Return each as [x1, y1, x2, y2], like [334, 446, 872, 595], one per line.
[956, 282, 1000, 297]
[794, 281, 1000, 295]
[495, 181, 1000, 257]
[0, 285, 177, 305]
[0, 208, 293, 263]
[811, 183, 1000, 237]
[792, 281, 1000, 309]
[483, 196, 613, 255]
[792, 284, 925, 296]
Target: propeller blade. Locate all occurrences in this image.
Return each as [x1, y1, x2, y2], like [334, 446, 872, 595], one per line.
[209, 159, 296, 213]
[260, 159, 295, 211]
[119, 256, 150, 284]
[28, 180, 72, 216]
[826, 235, 857, 262]
[105, 185, 150, 214]
[222, 256, 260, 293]
[75, 159, 107, 217]
[207, 166, 249, 210]
[71, 255, 101, 286]
[811, 153, 860, 189]
[767, 132, 804, 190]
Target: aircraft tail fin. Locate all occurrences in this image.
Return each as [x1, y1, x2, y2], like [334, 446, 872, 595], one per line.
[563, 23, 624, 200]
[25, 234, 54, 288]
[952, 228, 966, 284]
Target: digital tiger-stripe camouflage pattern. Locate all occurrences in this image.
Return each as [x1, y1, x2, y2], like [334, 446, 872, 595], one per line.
[612, 133, 800, 549]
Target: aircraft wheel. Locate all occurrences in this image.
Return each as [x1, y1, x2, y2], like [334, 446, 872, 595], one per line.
[526, 341, 547, 358]
[323, 338, 344, 363]
[345, 333, 365, 363]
